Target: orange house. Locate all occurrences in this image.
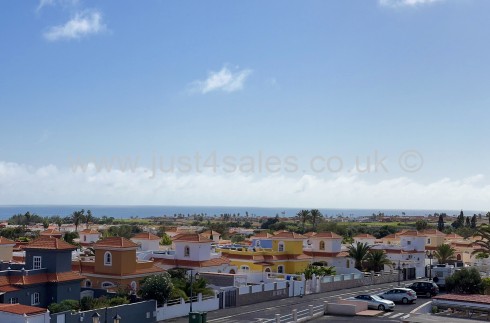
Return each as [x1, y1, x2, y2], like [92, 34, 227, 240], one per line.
[73, 237, 164, 292]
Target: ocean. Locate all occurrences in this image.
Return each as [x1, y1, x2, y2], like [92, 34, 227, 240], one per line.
[0, 205, 483, 221]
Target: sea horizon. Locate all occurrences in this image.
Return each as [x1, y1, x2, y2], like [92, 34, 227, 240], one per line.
[0, 205, 485, 221]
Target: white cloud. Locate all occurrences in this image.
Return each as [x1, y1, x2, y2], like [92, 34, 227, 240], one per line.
[36, 0, 79, 12]
[190, 66, 252, 94]
[43, 10, 106, 41]
[379, 0, 443, 7]
[0, 161, 489, 210]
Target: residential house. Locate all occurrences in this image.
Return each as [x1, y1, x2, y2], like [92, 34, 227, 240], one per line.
[0, 237, 15, 262]
[39, 229, 63, 239]
[0, 236, 84, 308]
[0, 304, 49, 323]
[200, 230, 221, 243]
[304, 232, 354, 269]
[353, 234, 376, 246]
[131, 232, 160, 251]
[73, 237, 163, 292]
[420, 229, 446, 250]
[147, 233, 234, 273]
[79, 229, 101, 246]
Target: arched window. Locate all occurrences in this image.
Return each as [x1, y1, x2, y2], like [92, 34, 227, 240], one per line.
[278, 241, 285, 252]
[264, 267, 271, 273]
[85, 280, 92, 288]
[84, 235, 87, 242]
[101, 282, 115, 288]
[130, 281, 137, 291]
[346, 260, 350, 268]
[184, 246, 190, 257]
[229, 269, 236, 274]
[104, 251, 112, 266]
[457, 254, 462, 261]
[277, 265, 284, 274]
[319, 241, 325, 250]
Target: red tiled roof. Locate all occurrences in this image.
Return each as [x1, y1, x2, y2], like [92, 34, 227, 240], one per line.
[0, 304, 46, 316]
[445, 233, 464, 239]
[251, 232, 274, 239]
[80, 228, 100, 234]
[40, 229, 62, 236]
[420, 229, 446, 237]
[0, 236, 15, 245]
[7, 271, 84, 286]
[132, 232, 160, 241]
[93, 237, 139, 248]
[271, 231, 306, 239]
[434, 294, 490, 305]
[172, 233, 213, 243]
[313, 232, 342, 239]
[303, 232, 317, 238]
[399, 230, 427, 237]
[24, 236, 76, 250]
[152, 257, 230, 268]
[0, 285, 21, 292]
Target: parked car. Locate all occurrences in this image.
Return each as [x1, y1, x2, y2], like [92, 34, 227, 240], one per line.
[378, 288, 417, 304]
[405, 281, 439, 297]
[347, 294, 395, 311]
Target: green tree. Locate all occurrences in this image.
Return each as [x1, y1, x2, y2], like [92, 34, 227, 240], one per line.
[465, 216, 471, 227]
[64, 231, 79, 245]
[365, 250, 392, 272]
[347, 242, 371, 270]
[437, 214, 445, 232]
[415, 220, 428, 231]
[71, 209, 85, 232]
[446, 268, 483, 294]
[303, 264, 336, 280]
[139, 273, 174, 305]
[85, 210, 94, 229]
[434, 244, 456, 264]
[48, 299, 80, 313]
[296, 209, 311, 233]
[160, 233, 172, 246]
[473, 225, 490, 256]
[471, 214, 477, 229]
[310, 209, 323, 231]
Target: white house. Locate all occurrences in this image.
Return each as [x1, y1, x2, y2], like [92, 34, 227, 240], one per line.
[131, 232, 161, 251]
[145, 233, 235, 273]
[79, 228, 101, 245]
[353, 233, 376, 246]
[0, 304, 50, 323]
[304, 232, 355, 270]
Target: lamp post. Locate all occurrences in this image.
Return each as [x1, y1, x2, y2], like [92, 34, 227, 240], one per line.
[112, 314, 121, 323]
[92, 312, 100, 323]
[427, 251, 434, 280]
[189, 270, 200, 313]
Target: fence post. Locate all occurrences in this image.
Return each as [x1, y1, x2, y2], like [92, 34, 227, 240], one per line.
[309, 304, 314, 317]
[292, 309, 297, 322]
[275, 314, 281, 323]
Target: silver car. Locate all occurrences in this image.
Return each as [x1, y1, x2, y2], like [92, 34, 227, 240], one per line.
[378, 288, 417, 304]
[347, 294, 395, 311]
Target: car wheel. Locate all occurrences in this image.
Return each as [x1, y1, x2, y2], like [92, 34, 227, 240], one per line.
[378, 304, 386, 311]
[426, 292, 432, 298]
[402, 297, 408, 304]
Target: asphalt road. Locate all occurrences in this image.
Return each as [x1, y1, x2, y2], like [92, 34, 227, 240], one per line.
[164, 279, 433, 323]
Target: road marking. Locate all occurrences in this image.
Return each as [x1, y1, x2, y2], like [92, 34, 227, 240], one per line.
[410, 301, 431, 313]
[382, 312, 392, 317]
[401, 314, 410, 319]
[389, 313, 404, 318]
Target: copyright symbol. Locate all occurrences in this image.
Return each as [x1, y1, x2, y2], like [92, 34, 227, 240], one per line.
[399, 150, 423, 173]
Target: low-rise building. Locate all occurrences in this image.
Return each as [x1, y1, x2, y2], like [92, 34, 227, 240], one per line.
[131, 232, 160, 251]
[79, 228, 101, 245]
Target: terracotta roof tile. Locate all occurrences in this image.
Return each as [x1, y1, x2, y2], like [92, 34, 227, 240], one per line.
[420, 229, 446, 237]
[80, 229, 100, 234]
[271, 231, 306, 239]
[93, 237, 139, 249]
[24, 236, 76, 250]
[354, 234, 376, 239]
[172, 233, 213, 243]
[0, 236, 15, 245]
[40, 229, 62, 236]
[132, 232, 160, 241]
[0, 304, 46, 316]
[313, 232, 342, 239]
[398, 230, 427, 237]
[153, 257, 230, 268]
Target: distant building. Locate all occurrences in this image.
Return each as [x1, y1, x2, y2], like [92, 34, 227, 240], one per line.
[39, 229, 63, 239]
[79, 228, 101, 245]
[0, 237, 15, 262]
[353, 233, 376, 246]
[304, 232, 354, 269]
[131, 232, 160, 251]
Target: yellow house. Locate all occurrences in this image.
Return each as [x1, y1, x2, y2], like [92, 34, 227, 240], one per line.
[219, 231, 311, 274]
[420, 229, 446, 248]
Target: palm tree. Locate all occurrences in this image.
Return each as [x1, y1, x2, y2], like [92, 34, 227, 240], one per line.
[365, 250, 392, 272]
[434, 243, 456, 264]
[472, 224, 490, 256]
[85, 210, 94, 229]
[347, 242, 371, 270]
[71, 209, 85, 232]
[296, 210, 311, 232]
[310, 209, 322, 231]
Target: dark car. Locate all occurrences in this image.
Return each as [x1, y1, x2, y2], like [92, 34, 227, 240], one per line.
[406, 281, 439, 297]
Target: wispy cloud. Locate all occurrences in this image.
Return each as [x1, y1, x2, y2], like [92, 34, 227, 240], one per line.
[379, 0, 443, 7]
[43, 10, 106, 41]
[190, 65, 252, 94]
[0, 161, 489, 209]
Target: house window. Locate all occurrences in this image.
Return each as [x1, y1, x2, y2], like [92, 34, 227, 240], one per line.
[346, 260, 350, 268]
[277, 265, 284, 274]
[407, 241, 411, 245]
[256, 240, 261, 247]
[84, 235, 87, 242]
[427, 238, 431, 244]
[264, 267, 271, 273]
[9, 297, 18, 304]
[278, 242, 285, 252]
[101, 282, 115, 288]
[240, 265, 250, 272]
[33, 256, 42, 269]
[319, 241, 325, 250]
[31, 292, 40, 305]
[85, 280, 92, 288]
[184, 246, 190, 257]
[104, 251, 112, 266]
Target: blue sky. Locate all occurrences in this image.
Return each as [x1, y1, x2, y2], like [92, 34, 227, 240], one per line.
[1, 0, 490, 209]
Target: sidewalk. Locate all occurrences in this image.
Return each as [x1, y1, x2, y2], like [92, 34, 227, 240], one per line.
[403, 313, 486, 323]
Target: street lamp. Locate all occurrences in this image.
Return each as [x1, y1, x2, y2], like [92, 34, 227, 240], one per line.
[112, 314, 121, 323]
[92, 312, 100, 323]
[189, 270, 200, 313]
[426, 251, 434, 280]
